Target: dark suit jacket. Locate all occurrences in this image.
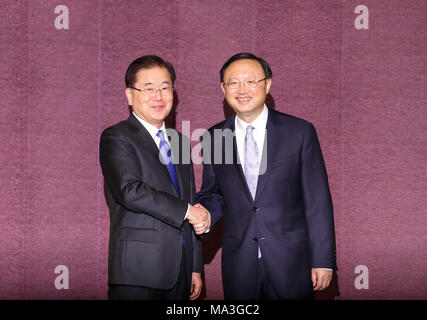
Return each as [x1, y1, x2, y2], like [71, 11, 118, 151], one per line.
[99, 114, 203, 291]
[197, 108, 336, 299]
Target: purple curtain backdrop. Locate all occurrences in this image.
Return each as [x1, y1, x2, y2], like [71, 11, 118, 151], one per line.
[0, 0, 426, 299]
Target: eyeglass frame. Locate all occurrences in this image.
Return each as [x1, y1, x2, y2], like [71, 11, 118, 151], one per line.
[222, 77, 269, 90]
[130, 85, 174, 96]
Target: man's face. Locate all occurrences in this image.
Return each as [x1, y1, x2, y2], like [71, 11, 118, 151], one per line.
[126, 66, 173, 128]
[221, 59, 271, 122]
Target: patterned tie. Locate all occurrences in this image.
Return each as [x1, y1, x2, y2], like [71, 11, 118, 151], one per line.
[157, 130, 181, 198]
[244, 125, 260, 200]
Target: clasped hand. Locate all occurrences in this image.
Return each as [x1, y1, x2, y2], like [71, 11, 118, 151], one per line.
[187, 203, 211, 235]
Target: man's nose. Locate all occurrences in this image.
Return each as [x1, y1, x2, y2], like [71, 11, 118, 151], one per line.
[153, 89, 163, 99]
[237, 82, 248, 93]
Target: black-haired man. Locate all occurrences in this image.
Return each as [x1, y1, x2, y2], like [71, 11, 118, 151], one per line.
[100, 55, 210, 299]
[197, 52, 336, 299]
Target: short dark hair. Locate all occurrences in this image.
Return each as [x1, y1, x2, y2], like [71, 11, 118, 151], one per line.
[220, 52, 272, 82]
[125, 55, 176, 88]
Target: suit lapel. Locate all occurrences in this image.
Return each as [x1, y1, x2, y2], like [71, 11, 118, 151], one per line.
[170, 132, 184, 200]
[254, 109, 281, 202]
[128, 114, 159, 155]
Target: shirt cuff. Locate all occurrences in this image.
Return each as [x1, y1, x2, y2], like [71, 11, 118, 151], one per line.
[184, 204, 190, 220]
[205, 211, 211, 233]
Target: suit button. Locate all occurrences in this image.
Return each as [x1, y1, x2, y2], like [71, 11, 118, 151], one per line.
[252, 237, 258, 244]
[253, 206, 260, 212]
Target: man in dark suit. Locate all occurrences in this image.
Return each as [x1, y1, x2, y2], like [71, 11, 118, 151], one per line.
[197, 52, 336, 300]
[100, 55, 210, 300]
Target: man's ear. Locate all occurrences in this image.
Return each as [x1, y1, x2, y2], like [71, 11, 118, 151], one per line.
[125, 87, 133, 106]
[220, 82, 226, 95]
[265, 78, 272, 95]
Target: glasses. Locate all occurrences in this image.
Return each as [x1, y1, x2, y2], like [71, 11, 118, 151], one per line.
[130, 85, 174, 97]
[223, 77, 268, 90]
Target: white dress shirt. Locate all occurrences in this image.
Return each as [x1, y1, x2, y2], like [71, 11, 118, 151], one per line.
[133, 112, 169, 149]
[234, 104, 268, 169]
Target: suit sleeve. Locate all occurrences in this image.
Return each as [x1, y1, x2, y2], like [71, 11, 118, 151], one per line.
[99, 128, 188, 228]
[301, 123, 337, 270]
[196, 131, 224, 229]
[192, 230, 204, 274]
[188, 155, 204, 274]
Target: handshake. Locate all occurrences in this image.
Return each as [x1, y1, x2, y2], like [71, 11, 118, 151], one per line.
[187, 203, 211, 235]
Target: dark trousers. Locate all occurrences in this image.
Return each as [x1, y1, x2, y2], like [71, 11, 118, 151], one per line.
[108, 246, 189, 300]
[255, 258, 314, 300]
[254, 257, 280, 300]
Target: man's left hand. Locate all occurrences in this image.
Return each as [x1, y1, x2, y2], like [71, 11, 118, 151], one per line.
[189, 272, 203, 300]
[311, 268, 333, 291]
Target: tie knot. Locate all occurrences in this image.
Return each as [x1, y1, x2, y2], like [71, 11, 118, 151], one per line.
[246, 125, 254, 134]
[156, 130, 165, 140]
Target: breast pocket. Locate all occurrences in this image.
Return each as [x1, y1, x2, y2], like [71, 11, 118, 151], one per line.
[272, 156, 296, 168]
[120, 227, 158, 243]
[284, 228, 308, 246]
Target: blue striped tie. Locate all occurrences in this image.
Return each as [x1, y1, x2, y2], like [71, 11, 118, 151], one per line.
[157, 130, 181, 198]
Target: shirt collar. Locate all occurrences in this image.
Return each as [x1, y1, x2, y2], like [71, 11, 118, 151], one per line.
[133, 111, 166, 140]
[235, 104, 268, 132]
